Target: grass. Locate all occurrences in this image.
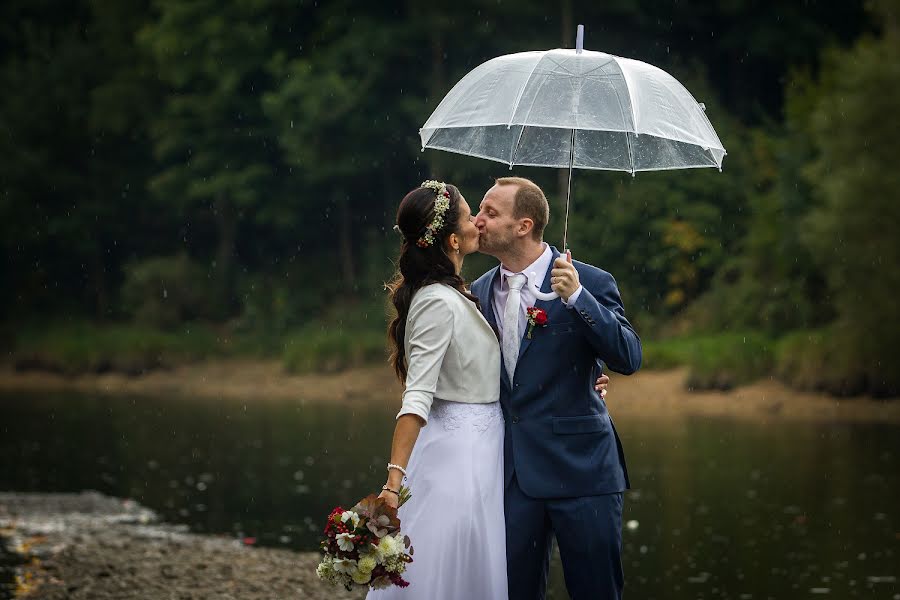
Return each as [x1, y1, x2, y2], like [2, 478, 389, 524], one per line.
[7, 297, 394, 377]
[10, 320, 239, 375]
[643, 332, 777, 390]
[282, 326, 388, 374]
[12, 317, 894, 398]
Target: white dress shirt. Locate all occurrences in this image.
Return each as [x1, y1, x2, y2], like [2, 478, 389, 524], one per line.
[397, 283, 501, 423]
[492, 243, 583, 340]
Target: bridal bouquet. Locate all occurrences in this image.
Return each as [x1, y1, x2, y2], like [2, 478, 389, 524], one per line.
[316, 489, 414, 590]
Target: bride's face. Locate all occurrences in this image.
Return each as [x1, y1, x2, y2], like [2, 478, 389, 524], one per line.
[453, 197, 480, 256]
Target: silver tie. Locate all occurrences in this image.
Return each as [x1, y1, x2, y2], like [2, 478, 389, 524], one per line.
[502, 273, 527, 383]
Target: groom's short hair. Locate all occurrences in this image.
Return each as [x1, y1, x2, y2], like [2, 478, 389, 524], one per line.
[496, 177, 549, 241]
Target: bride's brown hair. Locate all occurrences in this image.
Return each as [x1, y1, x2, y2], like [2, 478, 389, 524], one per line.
[386, 183, 479, 382]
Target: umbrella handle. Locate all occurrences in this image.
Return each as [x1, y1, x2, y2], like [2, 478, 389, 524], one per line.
[532, 287, 560, 301]
[530, 248, 575, 301]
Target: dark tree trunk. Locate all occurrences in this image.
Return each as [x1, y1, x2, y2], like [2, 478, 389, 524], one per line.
[213, 193, 237, 318]
[90, 247, 109, 321]
[337, 192, 355, 292]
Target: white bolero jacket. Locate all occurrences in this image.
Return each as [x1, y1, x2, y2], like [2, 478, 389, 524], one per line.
[397, 283, 501, 423]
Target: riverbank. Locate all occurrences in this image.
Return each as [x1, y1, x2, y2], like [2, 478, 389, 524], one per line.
[0, 491, 365, 600]
[1, 360, 898, 423]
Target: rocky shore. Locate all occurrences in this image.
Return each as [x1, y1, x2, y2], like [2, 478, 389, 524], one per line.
[0, 492, 365, 600]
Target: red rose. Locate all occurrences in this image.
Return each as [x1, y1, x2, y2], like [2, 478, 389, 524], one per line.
[534, 311, 548, 326]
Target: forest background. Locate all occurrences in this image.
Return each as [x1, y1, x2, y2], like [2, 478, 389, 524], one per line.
[2, 0, 898, 397]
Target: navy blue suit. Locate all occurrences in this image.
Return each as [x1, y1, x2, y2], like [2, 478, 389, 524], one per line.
[471, 246, 641, 600]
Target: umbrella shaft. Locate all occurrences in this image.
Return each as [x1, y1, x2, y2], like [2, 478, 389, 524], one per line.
[562, 129, 575, 251]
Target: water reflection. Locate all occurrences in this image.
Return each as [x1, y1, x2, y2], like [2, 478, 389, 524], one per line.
[0, 392, 897, 599]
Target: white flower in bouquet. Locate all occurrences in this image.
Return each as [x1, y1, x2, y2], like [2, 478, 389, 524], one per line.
[368, 542, 385, 565]
[336, 532, 355, 552]
[383, 552, 408, 574]
[332, 558, 357, 575]
[377, 533, 400, 557]
[316, 556, 347, 586]
[357, 554, 377, 576]
[340, 510, 361, 529]
[351, 569, 371, 585]
[316, 557, 334, 580]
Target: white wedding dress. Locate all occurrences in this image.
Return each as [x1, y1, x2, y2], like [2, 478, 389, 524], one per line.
[367, 284, 508, 600]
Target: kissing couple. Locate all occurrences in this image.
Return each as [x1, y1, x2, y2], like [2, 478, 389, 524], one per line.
[368, 177, 642, 600]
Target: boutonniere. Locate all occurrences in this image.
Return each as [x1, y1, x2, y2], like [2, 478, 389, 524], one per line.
[526, 307, 549, 339]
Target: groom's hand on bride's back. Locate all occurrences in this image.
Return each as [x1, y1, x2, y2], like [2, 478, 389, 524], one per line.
[594, 374, 609, 399]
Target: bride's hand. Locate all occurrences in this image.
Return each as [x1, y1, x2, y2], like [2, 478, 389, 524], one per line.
[594, 374, 610, 399]
[378, 489, 400, 509]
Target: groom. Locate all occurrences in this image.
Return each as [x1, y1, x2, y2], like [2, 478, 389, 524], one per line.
[471, 177, 642, 600]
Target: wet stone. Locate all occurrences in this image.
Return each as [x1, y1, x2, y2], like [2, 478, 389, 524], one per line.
[0, 491, 365, 600]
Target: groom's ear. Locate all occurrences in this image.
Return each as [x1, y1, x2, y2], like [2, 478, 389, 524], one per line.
[517, 217, 535, 238]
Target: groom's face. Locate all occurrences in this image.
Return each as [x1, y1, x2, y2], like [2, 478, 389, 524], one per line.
[475, 184, 519, 255]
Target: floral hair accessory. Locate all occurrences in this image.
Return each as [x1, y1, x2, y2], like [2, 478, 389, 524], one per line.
[526, 306, 548, 339]
[416, 180, 451, 248]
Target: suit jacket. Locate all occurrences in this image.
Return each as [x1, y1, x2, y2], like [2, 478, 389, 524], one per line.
[470, 246, 641, 498]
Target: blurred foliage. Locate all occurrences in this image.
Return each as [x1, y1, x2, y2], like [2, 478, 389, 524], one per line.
[643, 332, 775, 390]
[1, 0, 896, 394]
[11, 320, 227, 375]
[282, 328, 387, 374]
[120, 254, 213, 328]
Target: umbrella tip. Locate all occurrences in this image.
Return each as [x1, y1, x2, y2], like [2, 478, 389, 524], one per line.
[576, 24, 584, 54]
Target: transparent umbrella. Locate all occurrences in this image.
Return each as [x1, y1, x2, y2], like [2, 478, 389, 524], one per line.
[420, 26, 726, 298]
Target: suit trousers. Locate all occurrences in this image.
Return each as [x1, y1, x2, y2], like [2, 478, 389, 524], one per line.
[505, 475, 624, 600]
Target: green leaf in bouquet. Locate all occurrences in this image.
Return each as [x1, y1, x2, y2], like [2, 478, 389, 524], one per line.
[398, 485, 412, 507]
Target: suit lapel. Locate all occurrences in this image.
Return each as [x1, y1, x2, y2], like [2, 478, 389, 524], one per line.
[481, 266, 501, 329]
[477, 267, 510, 390]
[517, 246, 561, 363]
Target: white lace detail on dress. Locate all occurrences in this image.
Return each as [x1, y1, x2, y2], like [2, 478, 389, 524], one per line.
[429, 400, 504, 433]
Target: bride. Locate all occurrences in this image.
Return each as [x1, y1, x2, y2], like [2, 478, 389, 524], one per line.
[368, 180, 607, 599]
[367, 179, 507, 599]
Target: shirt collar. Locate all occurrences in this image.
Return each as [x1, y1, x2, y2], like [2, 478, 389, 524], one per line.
[499, 243, 551, 288]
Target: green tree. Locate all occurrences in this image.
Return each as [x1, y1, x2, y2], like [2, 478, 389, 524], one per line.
[0, 0, 159, 319]
[138, 0, 284, 317]
[800, 15, 900, 394]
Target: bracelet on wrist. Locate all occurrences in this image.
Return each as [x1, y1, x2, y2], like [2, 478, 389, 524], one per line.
[387, 463, 407, 477]
[381, 485, 400, 496]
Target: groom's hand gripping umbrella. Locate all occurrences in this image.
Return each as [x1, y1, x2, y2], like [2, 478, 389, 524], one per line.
[419, 24, 727, 300]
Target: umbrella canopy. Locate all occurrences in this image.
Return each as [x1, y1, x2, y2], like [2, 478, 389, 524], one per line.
[419, 27, 726, 300]
[420, 49, 726, 174]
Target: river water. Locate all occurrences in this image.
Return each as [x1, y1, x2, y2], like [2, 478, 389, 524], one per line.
[1, 390, 897, 599]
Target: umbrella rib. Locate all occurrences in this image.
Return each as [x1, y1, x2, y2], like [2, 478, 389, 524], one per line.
[610, 57, 639, 173]
[508, 66, 561, 165]
[505, 51, 549, 131]
[611, 57, 640, 134]
[541, 55, 577, 77]
[544, 54, 617, 80]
